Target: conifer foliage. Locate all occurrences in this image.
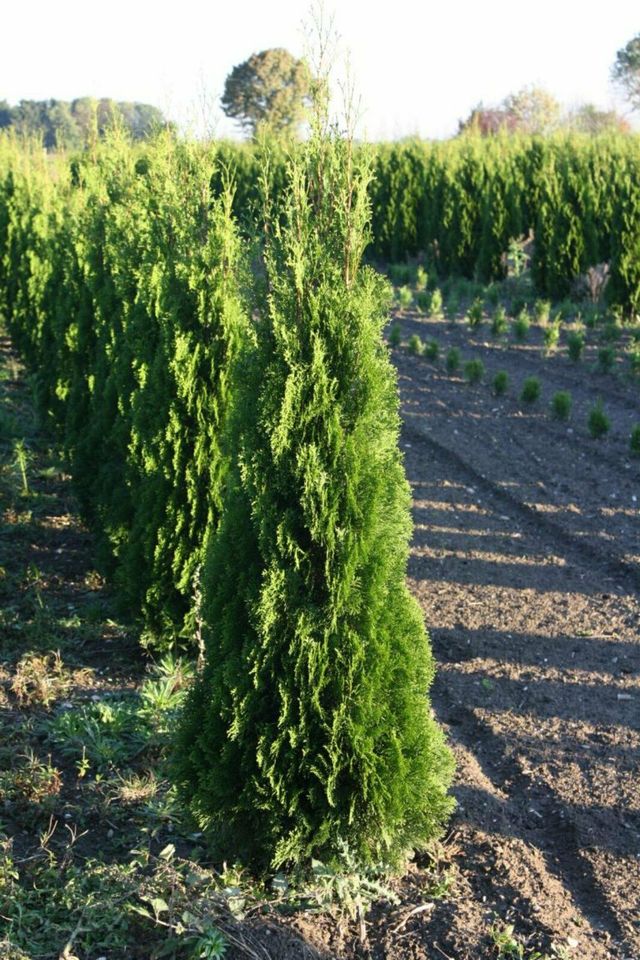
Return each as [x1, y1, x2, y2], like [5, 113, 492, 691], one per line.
[173, 104, 455, 869]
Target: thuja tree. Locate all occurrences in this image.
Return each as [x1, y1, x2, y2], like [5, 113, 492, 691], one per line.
[174, 105, 454, 870]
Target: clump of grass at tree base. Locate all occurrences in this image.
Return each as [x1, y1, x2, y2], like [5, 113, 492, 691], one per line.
[491, 306, 508, 337]
[520, 377, 541, 403]
[551, 391, 572, 421]
[493, 370, 509, 396]
[598, 345, 615, 373]
[446, 347, 461, 373]
[388, 323, 402, 348]
[467, 298, 483, 329]
[424, 339, 439, 361]
[513, 309, 531, 341]
[464, 358, 484, 384]
[567, 330, 585, 362]
[588, 400, 610, 438]
[630, 424, 640, 456]
[407, 333, 424, 356]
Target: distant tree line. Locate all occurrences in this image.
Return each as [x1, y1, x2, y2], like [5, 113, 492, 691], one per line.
[0, 97, 170, 149]
[458, 87, 631, 137]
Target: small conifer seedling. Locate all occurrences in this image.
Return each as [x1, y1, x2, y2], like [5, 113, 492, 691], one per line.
[397, 285, 413, 310]
[424, 339, 439, 361]
[551, 390, 572, 420]
[408, 333, 425, 356]
[588, 401, 610, 438]
[429, 288, 444, 318]
[567, 330, 585, 362]
[513, 310, 530, 342]
[416, 291, 430, 313]
[491, 306, 508, 337]
[520, 376, 541, 403]
[464, 358, 484, 384]
[467, 298, 484, 329]
[446, 347, 461, 373]
[543, 319, 561, 354]
[598, 346, 615, 373]
[389, 324, 402, 348]
[534, 299, 551, 325]
[493, 370, 509, 396]
[415, 265, 428, 292]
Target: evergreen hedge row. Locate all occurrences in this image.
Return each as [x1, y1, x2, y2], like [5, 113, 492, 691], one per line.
[0, 133, 246, 646]
[219, 134, 640, 315]
[0, 124, 455, 870]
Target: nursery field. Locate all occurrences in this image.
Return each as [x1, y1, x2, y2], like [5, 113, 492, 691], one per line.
[2, 284, 639, 958]
[389, 290, 640, 959]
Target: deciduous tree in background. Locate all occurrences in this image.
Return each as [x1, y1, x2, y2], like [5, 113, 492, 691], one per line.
[612, 33, 640, 111]
[221, 47, 313, 138]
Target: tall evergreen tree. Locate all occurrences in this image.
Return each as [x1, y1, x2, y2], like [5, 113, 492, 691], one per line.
[173, 95, 454, 870]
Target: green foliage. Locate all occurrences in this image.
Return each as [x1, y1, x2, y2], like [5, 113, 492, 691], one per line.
[415, 265, 428, 291]
[612, 33, 640, 110]
[467, 297, 484, 329]
[629, 347, 640, 376]
[388, 323, 402, 348]
[424, 339, 439, 361]
[221, 48, 313, 139]
[630, 424, 640, 455]
[0, 97, 169, 150]
[388, 263, 412, 285]
[397, 284, 413, 309]
[520, 376, 541, 402]
[429, 287, 444, 317]
[445, 347, 461, 373]
[588, 400, 610, 438]
[513, 309, 531, 341]
[491, 306, 508, 337]
[598, 345, 616, 373]
[0, 133, 248, 648]
[416, 290, 431, 313]
[567, 330, 585, 361]
[407, 333, 424, 356]
[533, 299, 551, 324]
[464, 358, 484, 384]
[173, 106, 454, 870]
[492, 370, 509, 395]
[551, 390, 572, 420]
[543, 319, 561, 354]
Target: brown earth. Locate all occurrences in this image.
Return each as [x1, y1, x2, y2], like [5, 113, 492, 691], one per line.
[385, 309, 640, 960]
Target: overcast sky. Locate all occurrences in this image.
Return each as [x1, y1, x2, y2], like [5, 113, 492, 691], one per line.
[2, 0, 638, 138]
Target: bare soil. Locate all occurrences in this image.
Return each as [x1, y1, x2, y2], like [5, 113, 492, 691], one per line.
[387, 309, 640, 960]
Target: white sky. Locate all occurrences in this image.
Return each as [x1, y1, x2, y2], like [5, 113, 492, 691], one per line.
[1, 0, 638, 139]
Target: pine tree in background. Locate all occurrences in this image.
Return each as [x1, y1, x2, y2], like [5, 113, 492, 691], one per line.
[174, 79, 454, 871]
